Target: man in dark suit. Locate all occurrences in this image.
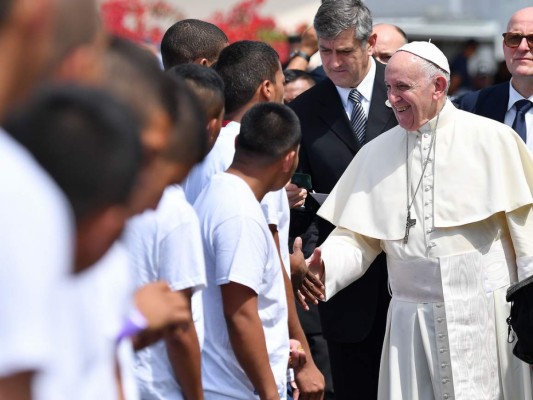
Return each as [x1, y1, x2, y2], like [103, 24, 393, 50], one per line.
[288, 1, 397, 398]
[455, 7, 533, 150]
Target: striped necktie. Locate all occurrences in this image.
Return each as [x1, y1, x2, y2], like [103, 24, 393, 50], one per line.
[512, 99, 532, 143]
[349, 89, 367, 147]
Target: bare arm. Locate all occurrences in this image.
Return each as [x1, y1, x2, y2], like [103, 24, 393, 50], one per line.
[270, 227, 325, 400]
[164, 288, 203, 400]
[0, 371, 33, 400]
[221, 282, 280, 400]
[286, 27, 318, 71]
[130, 282, 191, 351]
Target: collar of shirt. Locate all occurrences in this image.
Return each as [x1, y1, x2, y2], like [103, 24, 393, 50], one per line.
[335, 57, 376, 119]
[507, 80, 533, 112]
[505, 80, 533, 149]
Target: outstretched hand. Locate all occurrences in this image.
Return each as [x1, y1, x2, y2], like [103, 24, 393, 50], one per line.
[294, 246, 325, 310]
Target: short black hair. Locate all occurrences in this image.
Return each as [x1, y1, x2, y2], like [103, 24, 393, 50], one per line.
[167, 63, 225, 121]
[6, 85, 142, 220]
[237, 102, 301, 160]
[104, 36, 208, 166]
[0, 0, 15, 27]
[214, 40, 280, 116]
[161, 19, 228, 69]
[104, 36, 166, 125]
[165, 73, 209, 166]
[284, 69, 317, 85]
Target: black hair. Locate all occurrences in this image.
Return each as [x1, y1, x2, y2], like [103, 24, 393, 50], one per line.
[165, 73, 209, 166]
[167, 63, 225, 120]
[104, 36, 167, 125]
[284, 69, 317, 85]
[104, 36, 208, 166]
[237, 102, 301, 160]
[161, 19, 228, 69]
[0, 0, 15, 26]
[6, 85, 142, 220]
[214, 40, 280, 116]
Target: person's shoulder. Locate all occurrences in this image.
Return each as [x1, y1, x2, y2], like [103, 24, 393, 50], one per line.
[366, 123, 403, 148]
[288, 78, 336, 111]
[157, 185, 200, 227]
[195, 173, 252, 217]
[0, 130, 72, 229]
[453, 82, 509, 111]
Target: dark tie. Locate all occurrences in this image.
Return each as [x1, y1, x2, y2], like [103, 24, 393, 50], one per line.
[348, 89, 367, 146]
[512, 99, 532, 143]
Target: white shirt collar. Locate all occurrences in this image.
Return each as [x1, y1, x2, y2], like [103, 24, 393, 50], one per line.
[507, 80, 533, 111]
[335, 57, 376, 109]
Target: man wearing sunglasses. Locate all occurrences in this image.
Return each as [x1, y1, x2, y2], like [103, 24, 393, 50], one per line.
[456, 7, 533, 152]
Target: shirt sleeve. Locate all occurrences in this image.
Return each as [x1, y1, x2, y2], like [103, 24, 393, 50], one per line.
[212, 216, 269, 293]
[260, 191, 280, 227]
[0, 189, 72, 375]
[506, 204, 533, 281]
[321, 227, 382, 300]
[158, 216, 207, 293]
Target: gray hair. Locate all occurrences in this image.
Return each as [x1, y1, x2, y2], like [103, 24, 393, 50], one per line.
[419, 58, 450, 93]
[314, 0, 373, 43]
[402, 52, 451, 93]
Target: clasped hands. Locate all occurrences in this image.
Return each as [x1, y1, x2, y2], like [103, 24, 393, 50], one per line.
[290, 237, 325, 310]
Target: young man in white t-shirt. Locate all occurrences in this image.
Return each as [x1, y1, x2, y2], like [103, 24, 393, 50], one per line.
[195, 102, 301, 399]
[5, 85, 144, 400]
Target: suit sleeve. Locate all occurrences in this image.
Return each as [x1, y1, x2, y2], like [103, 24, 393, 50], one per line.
[321, 227, 382, 300]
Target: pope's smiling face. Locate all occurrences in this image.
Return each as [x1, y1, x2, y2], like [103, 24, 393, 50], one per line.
[385, 51, 443, 131]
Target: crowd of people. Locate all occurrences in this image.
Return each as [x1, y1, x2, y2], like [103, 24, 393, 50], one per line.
[1, 0, 533, 399]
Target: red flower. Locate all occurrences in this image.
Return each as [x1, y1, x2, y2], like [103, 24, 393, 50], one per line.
[210, 0, 289, 63]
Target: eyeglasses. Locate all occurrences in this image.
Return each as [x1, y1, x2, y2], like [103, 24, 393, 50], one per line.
[502, 33, 533, 49]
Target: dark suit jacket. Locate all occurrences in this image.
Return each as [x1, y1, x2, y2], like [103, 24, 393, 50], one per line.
[453, 81, 509, 123]
[289, 61, 397, 342]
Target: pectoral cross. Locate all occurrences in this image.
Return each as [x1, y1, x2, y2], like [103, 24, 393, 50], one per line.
[403, 210, 416, 244]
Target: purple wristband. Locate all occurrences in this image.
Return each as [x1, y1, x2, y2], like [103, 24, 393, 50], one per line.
[117, 308, 149, 341]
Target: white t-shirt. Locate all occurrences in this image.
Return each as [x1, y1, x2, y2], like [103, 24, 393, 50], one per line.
[0, 129, 73, 378]
[182, 121, 240, 204]
[35, 242, 134, 400]
[123, 185, 206, 400]
[194, 173, 289, 400]
[181, 119, 291, 271]
[261, 188, 291, 274]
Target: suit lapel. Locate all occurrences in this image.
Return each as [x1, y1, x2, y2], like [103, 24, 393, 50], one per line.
[316, 79, 358, 153]
[367, 62, 395, 142]
[479, 83, 509, 123]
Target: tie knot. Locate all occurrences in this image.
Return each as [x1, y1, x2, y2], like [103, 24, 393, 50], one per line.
[349, 89, 362, 104]
[515, 99, 533, 114]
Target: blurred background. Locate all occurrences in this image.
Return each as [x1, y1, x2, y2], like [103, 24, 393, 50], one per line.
[97, 0, 533, 94]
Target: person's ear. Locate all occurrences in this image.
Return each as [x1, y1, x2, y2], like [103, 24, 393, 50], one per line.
[206, 117, 221, 148]
[193, 57, 211, 67]
[366, 33, 377, 56]
[281, 150, 297, 173]
[433, 76, 448, 98]
[259, 79, 275, 101]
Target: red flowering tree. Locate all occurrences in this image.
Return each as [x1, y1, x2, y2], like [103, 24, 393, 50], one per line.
[210, 0, 290, 63]
[100, 0, 183, 45]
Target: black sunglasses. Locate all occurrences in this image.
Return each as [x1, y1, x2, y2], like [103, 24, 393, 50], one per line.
[502, 33, 533, 49]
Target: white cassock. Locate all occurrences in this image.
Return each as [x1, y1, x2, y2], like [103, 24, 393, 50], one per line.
[318, 100, 533, 400]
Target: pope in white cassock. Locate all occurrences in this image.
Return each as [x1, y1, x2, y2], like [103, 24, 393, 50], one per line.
[306, 41, 533, 399]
